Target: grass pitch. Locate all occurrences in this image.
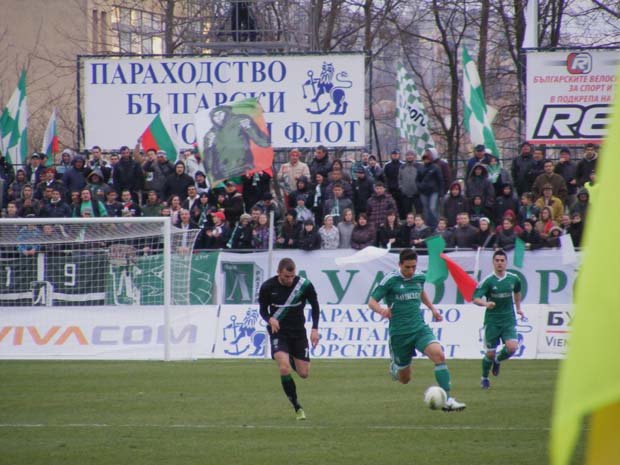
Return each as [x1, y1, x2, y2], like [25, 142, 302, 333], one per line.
[0, 359, 585, 465]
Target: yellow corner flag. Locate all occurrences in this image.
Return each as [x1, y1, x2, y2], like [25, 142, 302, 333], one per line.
[550, 79, 620, 464]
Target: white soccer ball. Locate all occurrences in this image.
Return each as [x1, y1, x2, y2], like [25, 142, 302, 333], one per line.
[424, 386, 447, 410]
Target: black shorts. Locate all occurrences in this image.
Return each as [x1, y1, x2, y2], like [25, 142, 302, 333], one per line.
[269, 332, 310, 362]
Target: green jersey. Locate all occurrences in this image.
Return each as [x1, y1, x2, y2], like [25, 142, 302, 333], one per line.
[474, 272, 522, 325]
[371, 271, 427, 336]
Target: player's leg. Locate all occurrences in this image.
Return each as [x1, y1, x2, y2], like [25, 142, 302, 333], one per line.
[423, 341, 466, 411]
[493, 326, 519, 375]
[271, 336, 303, 418]
[291, 335, 311, 380]
[389, 333, 414, 384]
[481, 324, 500, 388]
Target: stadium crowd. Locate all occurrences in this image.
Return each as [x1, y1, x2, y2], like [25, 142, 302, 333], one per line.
[0, 140, 596, 252]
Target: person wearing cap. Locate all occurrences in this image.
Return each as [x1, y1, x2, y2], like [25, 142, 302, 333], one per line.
[383, 149, 404, 218]
[278, 148, 310, 194]
[62, 155, 91, 201]
[399, 150, 421, 219]
[113, 145, 144, 202]
[25, 152, 45, 186]
[534, 183, 564, 223]
[201, 210, 230, 249]
[576, 143, 598, 187]
[352, 164, 374, 216]
[511, 142, 534, 196]
[417, 150, 444, 229]
[222, 180, 245, 225]
[466, 144, 492, 177]
[142, 148, 175, 201]
[531, 159, 567, 202]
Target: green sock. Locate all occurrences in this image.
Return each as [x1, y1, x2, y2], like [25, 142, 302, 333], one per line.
[496, 346, 513, 362]
[280, 374, 301, 410]
[482, 356, 493, 378]
[434, 363, 451, 395]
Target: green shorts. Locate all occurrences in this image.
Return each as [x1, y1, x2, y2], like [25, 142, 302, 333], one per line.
[483, 322, 518, 350]
[389, 325, 438, 369]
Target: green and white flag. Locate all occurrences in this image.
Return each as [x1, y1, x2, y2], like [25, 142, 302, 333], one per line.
[0, 70, 28, 165]
[395, 62, 434, 155]
[462, 47, 499, 157]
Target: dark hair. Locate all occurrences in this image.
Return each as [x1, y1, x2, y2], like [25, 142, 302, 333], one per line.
[493, 250, 507, 260]
[316, 145, 327, 153]
[399, 248, 418, 263]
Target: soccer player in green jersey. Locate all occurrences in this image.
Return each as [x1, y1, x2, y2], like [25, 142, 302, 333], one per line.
[368, 249, 466, 411]
[473, 249, 525, 389]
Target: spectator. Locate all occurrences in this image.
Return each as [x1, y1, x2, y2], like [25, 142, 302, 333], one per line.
[119, 189, 142, 217]
[162, 161, 194, 202]
[534, 184, 564, 223]
[376, 210, 401, 248]
[559, 214, 572, 235]
[222, 181, 244, 226]
[324, 183, 353, 226]
[107, 152, 120, 186]
[252, 212, 273, 249]
[442, 181, 468, 227]
[338, 208, 355, 248]
[104, 190, 122, 217]
[496, 210, 523, 236]
[113, 146, 144, 201]
[88, 146, 111, 183]
[278, 148, 310, 194]
[399, 150, 420, 219]
[183, 148, 202, 179]
[308, 145, 333, 180]
[397, 212, 415, 248]
[194, 171, 210, 195]
[431, 148, 453, 192]
[73, 188, 107, 217]
[546, 226, 563, 248]
[352, 165, 374, 216]
[493, 183, 519, 226]
[452, 212, 479, 249]
[143, 149, 175, 200]
[520, 219, 544, 250]
[466, 144, 492, 177]
[35, 168, 65, 200]
[196, 192, 214, 228]
[532, 160, 568, 202]
[202, 211, 230, 249]
[8, 169, 27, 202]
[477, 217, 495, 249]
[25, 153, 45, 186]
[55, 149, 73, 181]
[434, 217, 454, 248]
[576, 143, 598, 187]
[319, 214, 340, 249]
[494, 217, 518, 250]
[366, 155, 384, 183]
[253, 192, 282, 224]
[526, 146, 546, 190]
[310, 172, 327, 225]
[465, 163, 495, 212]
[294, 194, 314, 224]
[40, 188, 71, 218]
[85, 169, 111, 201]
[583, 171, 599, 205]
[3, 201, 19, 219]
[486, 155, 511, 196]
[142, 190, 163, 217]
[554, 148, 578, 207]
[469, 194, 492, 228]
[17, 220, 42, 257]
[331, 159, 352, 184]
[16, 185, 38, 215]
[411, 213, 432, 252]
[182, 184, 201, 213]
[511, 142, 534, 196]
[517, 192, 540, 225]
[383, 149, 404, 218]
[568, 212, 584, 247]
[227, 213, 253, 249]
[324, 168, 353, 201]
[350, 213, 375, 250]
[298, 219, 321, 251]
[276, 210, 301, 249]
[366, 181, 397, 230]
[242, 170, 271, 211]
[0, 149, 15, 206]
[62, 156, 90, 200]
[536, 206, 557, 240]
[288, 176, 311, 209]
[417, 149, 444, 229]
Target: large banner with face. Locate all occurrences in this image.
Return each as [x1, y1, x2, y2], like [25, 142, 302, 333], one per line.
[83, 54, 365, 150]
[526, 49, 619, 145]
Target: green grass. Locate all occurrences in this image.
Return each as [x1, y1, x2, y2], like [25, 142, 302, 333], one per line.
[0, 359, 586, 465]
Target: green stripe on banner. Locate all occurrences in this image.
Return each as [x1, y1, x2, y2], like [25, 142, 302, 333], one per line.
[514, 237, 526, 268]
[149, 114, 178, 161]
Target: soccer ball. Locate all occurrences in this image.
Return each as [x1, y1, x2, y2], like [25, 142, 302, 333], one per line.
[424, 386, 447, 410]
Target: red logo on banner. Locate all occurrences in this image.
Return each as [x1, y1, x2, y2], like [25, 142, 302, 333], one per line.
[566, 53, 592, 74]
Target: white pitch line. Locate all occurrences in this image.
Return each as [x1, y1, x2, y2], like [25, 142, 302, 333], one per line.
[0, 423, 555, 432]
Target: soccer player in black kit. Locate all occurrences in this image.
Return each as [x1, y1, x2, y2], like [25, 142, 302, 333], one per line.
[259, 258, 320, 420]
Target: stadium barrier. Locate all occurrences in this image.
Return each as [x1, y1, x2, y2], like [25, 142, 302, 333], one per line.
[0, 304, 570, 360]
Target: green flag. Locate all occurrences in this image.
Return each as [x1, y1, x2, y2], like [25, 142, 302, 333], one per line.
[462, 47, 499, 158]
[395, 62, 435, 155]
[0, 70, 28, 166]
[513, 237, 526, 268]
[425, 235, 448, 284]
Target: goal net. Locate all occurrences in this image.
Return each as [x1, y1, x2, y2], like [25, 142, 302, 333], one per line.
[0, 217, 200, 307]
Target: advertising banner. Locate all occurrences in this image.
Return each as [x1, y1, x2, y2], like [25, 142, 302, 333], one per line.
[526, 49, 619, 145]
[83, 54, 365, 150]
[216, 249, 576, 306]
[536, 304, 572, 358]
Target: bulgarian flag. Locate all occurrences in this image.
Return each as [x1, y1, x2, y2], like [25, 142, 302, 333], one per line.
[41, 108, 59, 166]
[140, 111, 178, 161]
[426, 236, 477, 302]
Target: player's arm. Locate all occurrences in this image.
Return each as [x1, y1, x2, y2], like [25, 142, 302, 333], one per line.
[258, 283, 280, 333]
[306, 283, 320, 347]
[368, 297, 391, 318]
[514, 292, 524, 318]
[473, 280, 495, 309]
[421, 290, 442, 322]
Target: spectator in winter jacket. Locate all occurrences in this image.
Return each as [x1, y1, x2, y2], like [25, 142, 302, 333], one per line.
[376, 210, 401, 248]
[278, 148, 310, 194]
[525, 147, 546, 192]
[476, 217, 495, 249]
[143, 149, 175, 200]
[163, 161, 195, 201]
[466, 163, 495, 212]
[350, 213, 376, 250]
[519, 219, 544, 250]
[288, 176, 311, 209]
[466, 144, 492, 177]
[493, 183, 519, 226]
[324, 183, 353, 225]
[308, 145, 333, 180]
[294, 194, 315, 225]
[242, 170, 271, 210]
[62, 156, 90, 201]
[554, 148, 578, 207]
[396, 213, 415, 248]
[113, 146, 144, 201]
[511, 142, 534, 196]
[532, 160, 568, 202]
[442, 181, 468, 227]
[39, 188, 72, 218]
[398, 150, 421, 219]
[366, 182, 397, 230]
[486, 155, 512, 196]
[227, 213, 253, 249]
[576, 143, 598, 187]
[494, 217, 518, 251]
[452, 212, 479, 249]
[338, 208, 355, 248]
[517, 192, 540, 225]
[25, 153, 45, 186]
[570, 188, 589, 221]
[469, 194, 493, 228]
[534, 184, 564, 223]
[383, 149, 404, 218]
[434, 217, 454, 248]
[352, 166, 374, 215]
[417, 150, 444, 229]
[366, 155, 384, 183]
[411, 214, 432, 252]
[222, 181, 245, 226]
[568, 212, 584, 247]
[297, 219, 321, 250]
[319, 215, 340, 249]
[276, 210, 301, 249]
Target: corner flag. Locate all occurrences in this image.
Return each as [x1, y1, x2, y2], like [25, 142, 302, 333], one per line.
[462, 47, 499, 158]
